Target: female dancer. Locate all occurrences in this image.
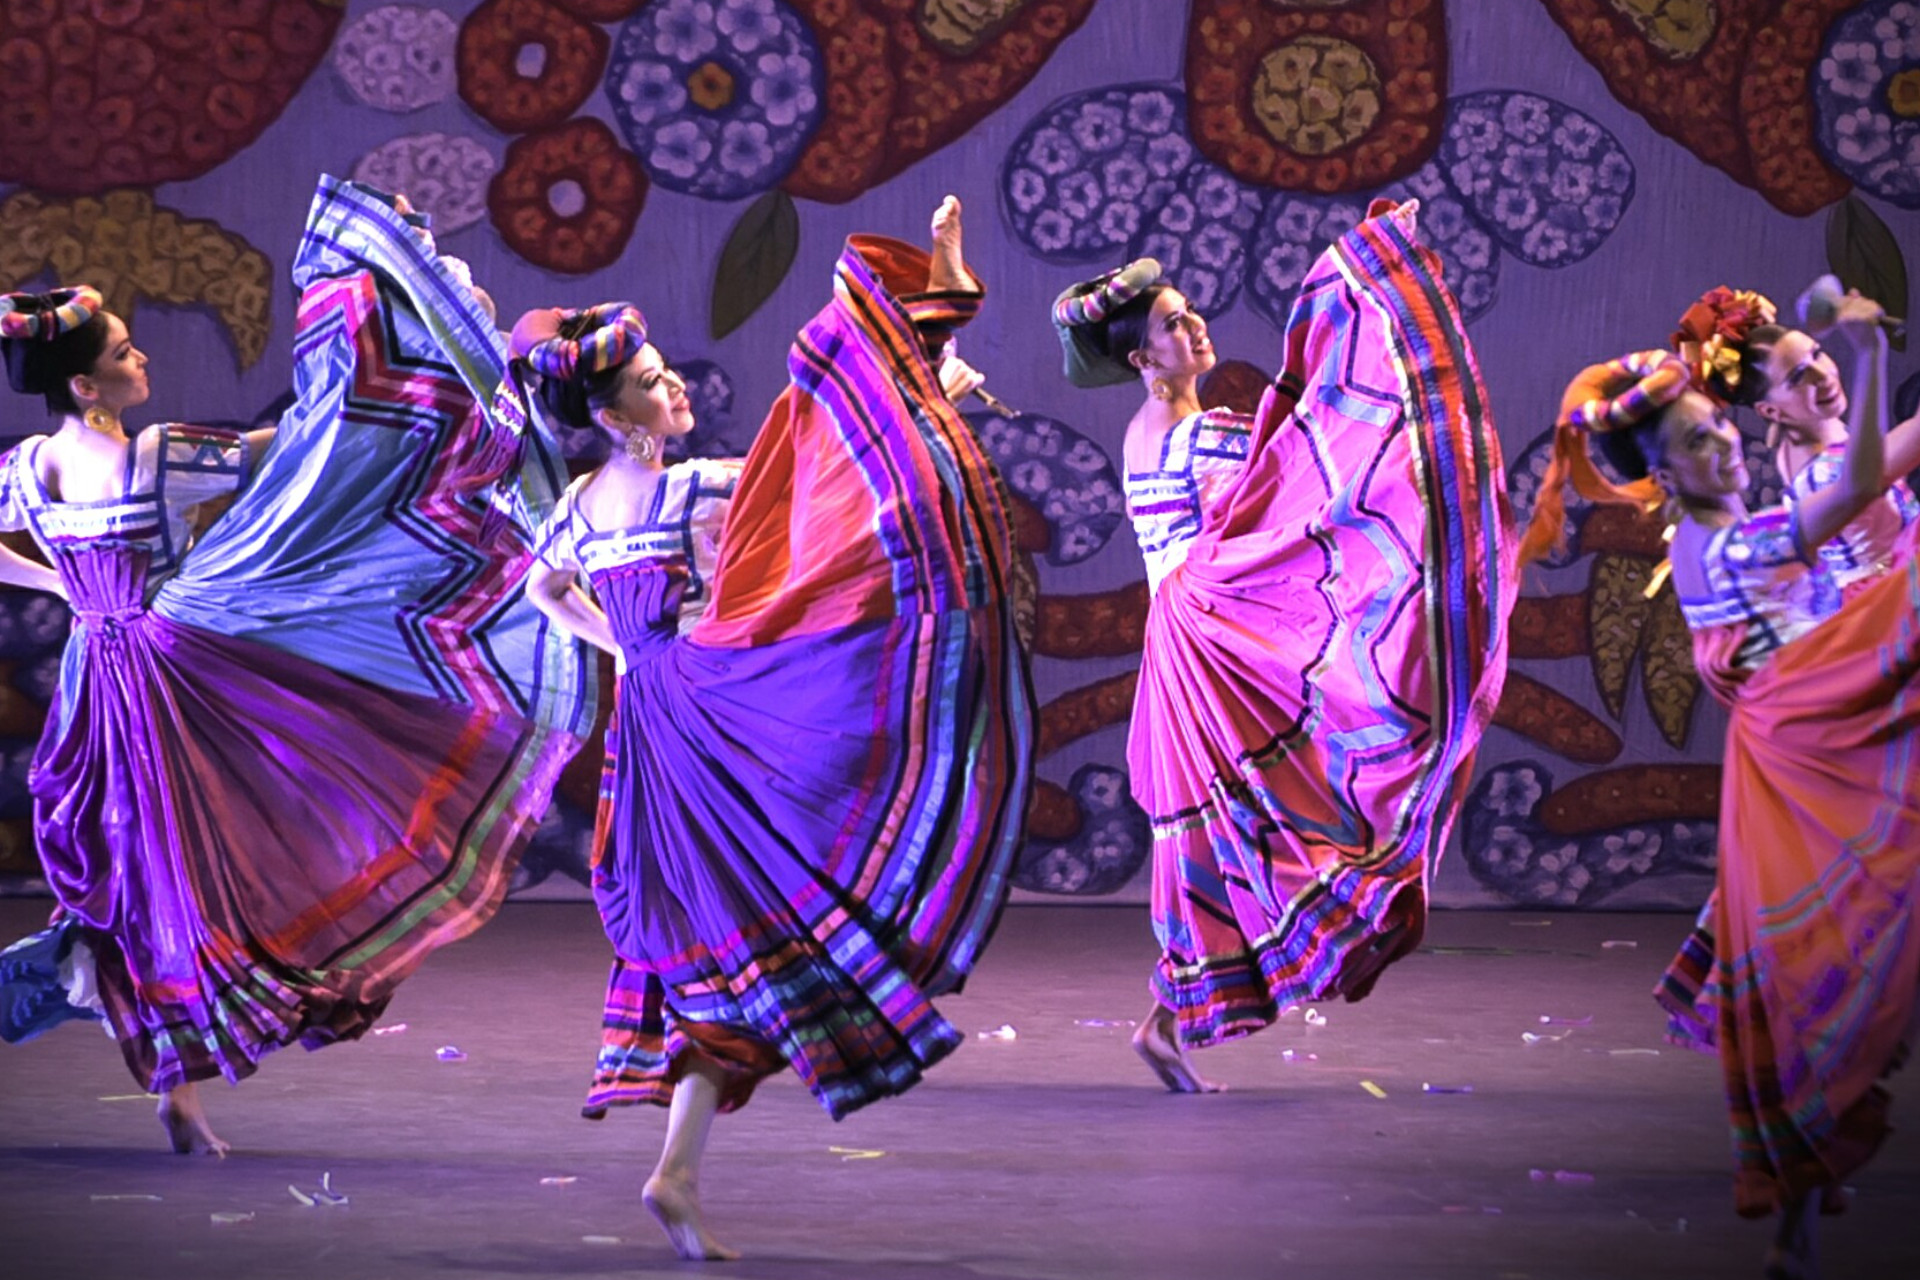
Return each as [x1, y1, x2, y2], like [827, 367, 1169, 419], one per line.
[1050, 201, 1514, 1091]
[1673, 285, 1920, 592]
[1656, 286, 1920, 1052]
[518, 197, 1032, 1259]
[0, 178, 584, 1155]
[1522, 300, 1914, 1278]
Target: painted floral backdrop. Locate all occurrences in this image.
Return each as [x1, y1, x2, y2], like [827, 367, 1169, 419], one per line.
[1, 0, 1917, 909]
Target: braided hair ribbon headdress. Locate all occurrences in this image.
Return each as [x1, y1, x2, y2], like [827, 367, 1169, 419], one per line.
[0, 286, 102, 342]
[1051, 258, 1163, 389]
[1517, 350, 1693, 567]
[509, 301, 648, 381]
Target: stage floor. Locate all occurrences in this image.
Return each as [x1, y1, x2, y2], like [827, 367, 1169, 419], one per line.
[1, 901, 1913, 1280]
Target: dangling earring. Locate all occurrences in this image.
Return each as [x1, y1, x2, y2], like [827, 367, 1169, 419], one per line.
[83, 407, 116, 434]
[1151, 378, 1173, 403]
[625, 430, 655, 463]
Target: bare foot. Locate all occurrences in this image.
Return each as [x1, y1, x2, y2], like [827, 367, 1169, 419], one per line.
[1764, 1196, 1820, 1280]
[928, 195, 974, 294]
[1132, 1006, 1224, 1094]
[643, 1173, 739, 1261]
[158, 1083, 230, 1157]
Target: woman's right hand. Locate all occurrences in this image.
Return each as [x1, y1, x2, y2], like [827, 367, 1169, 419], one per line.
[1833, 290, 1889, 347]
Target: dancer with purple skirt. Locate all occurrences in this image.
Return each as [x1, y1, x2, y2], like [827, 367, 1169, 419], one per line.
[0, 178, 587, 1154]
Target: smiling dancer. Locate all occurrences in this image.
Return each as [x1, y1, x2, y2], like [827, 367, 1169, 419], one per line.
[1522, 293, 1916, 1279]
[0, 178, 585, 1155]
[1051, 201, 1514, 1092]
[515, 196, 1032, 1259]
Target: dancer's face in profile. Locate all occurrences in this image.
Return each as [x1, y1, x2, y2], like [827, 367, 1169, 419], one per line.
[1133, 288, 1216, 383]
[1654, 391, 1748, 504]
[599, 343, 694, 439]
[1756, 329, 1845, 434]
[67, 312, 151, 416]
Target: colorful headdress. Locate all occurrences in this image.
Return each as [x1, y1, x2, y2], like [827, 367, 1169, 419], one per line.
[1517, 350, 1692, 567]
[509, 301, 648, 382]
[1671, 286, 1776, 401]
[0, 286, 103, 342]
[1051, 258, 1163, 389]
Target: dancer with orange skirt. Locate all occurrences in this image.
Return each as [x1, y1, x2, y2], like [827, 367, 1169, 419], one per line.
[1656, 285, 1920, 1053]
[1050, 201, 1514, 1091]
[1522, 297, 1913, 1279]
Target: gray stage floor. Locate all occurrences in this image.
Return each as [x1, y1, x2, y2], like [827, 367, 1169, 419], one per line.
[0, 901, 1913, 1280]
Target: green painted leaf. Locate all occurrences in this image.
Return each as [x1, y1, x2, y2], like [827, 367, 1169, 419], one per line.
[711, 190, 799, 340]
[1826, 194, 1909, 353]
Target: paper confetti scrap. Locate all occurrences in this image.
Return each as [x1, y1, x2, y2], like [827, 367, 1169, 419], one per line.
[1538, 1014, 1594, 1026]
[210, 1211, 255, 1226]
[1601, 940, 1638, 949]
[976, 1024, 1017, 1040]
[434, 1045, 467, 1062]
[1522, 1030, 1571, 1044]
[1421, 1083, 1474, 1094]
[97, 1094, 160, 1103]
[539, 1176, 579, 1186]
[1359, 1080, 1388, 1099]
[1303, 1009, 1327, 1027]
[90, 1194, 162, 1202]
[827, 1146, 887, 1161]
[581, 1235, 623, 1245]
[372, 1023, 410, 1036]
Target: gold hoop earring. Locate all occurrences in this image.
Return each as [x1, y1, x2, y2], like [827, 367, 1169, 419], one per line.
[83, 407, 116, 434]
[625, 431, 656, 463]
[1150, 379, 1173, 403]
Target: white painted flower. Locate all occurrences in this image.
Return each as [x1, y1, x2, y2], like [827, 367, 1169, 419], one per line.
[1145, 132, 1195, 177]
[716, 0, 784, 54]
[1487, 767, 1543, 816]
[651, 119, 712, 180]
[1102, 154, 1150, 202]
[1029, 127, 1080, 177]
[1258, 241, 1313, 292]
[718, 119, 774, 177]
[1552, 113, 1603, 159]
[1127, 91, 1177, 135]
[1595, 151, 1633, 192]
[1484, 824, 1534, 870]
[1499, 144, 1552, 188]
[1192, 223, 1242, 271]
[653, 0, 719, 59]
[617, 61, 687, 123]
[1521, 220, 1571, 262]
[1272, 199, 1321, 244]
[1155, 192, 1197, 235]
[1834, 107, 1893, 164]
[1072, 102, 1127, 153]
[1452, 106, 1502, 154]
[1007, 167, 1047, 213]
[1500, 95, 1552, 144]
[751, 50, 818, 128]
[1031, 209, 1075, 254]
[1492, 186, 1539, 230]
[1600, 828, 1660, 876]
[1549, 160, 1593, 203]
[1097, 201, 1140, 243]
[1821, 41, 1884, 101]
[1057, 171, 1102, 220]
